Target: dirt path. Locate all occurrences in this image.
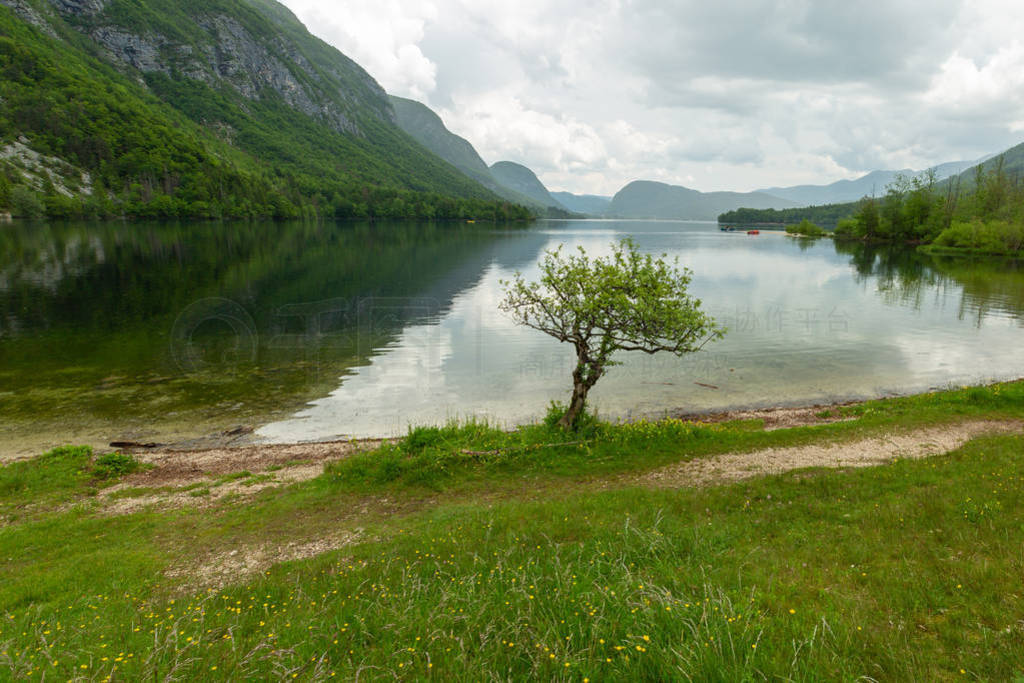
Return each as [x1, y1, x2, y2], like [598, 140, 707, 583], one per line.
[637, 420, 1022, 489]
[100, 418, 1024, 514]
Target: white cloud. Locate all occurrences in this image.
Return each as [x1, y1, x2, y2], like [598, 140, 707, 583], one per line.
[925, 44, 1024, 119]
[281, 0, 1024, 194]
[439, 90, 607, 171]
[283, 0, 439, 99]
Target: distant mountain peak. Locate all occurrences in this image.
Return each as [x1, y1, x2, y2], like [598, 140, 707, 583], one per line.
[388, 97, 570, 214]
[605, 180, 794, 220]
[389, 95, 495, 186]
[759, 156, 991, 205]
[489, 161, 569, 212]
[550, 191, 611, 216]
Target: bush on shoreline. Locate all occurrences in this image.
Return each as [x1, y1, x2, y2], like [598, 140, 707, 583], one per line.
[929, 218, 1024, 255]
[785, 219, 828, 237]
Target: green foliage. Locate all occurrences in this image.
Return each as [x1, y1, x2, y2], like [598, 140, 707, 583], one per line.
[501, 239, 724, 429]
[542, 400, 598, 435]
[854, 196, 881, 238]
[93, 452, 141, 480]
[834, 217, 860, 238]
[0, 169, 10, 209]
[719, 202, 857, 226]
[8, 185, 43, 218]
[726, 158, 1024, 254]
[930, 219, 1024, 254]
[774, 162, 1024, 253]
[866, 172, 945, 242]
[785, 219, 827, 237]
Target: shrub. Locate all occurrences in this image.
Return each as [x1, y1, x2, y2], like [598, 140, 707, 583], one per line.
[543, 401, 599, 436]
[93, 452, 141, 480]
[402, 426, 445, 453]
[786, 219, 827, 237]
[834, 217, 861, 239]
[931, 219, 1022, 254]
[10, 185, 44, 218]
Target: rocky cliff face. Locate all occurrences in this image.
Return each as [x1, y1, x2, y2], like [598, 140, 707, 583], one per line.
[2, 0, 394, 137]
[52, 0, 105, 15]
[0, 0, 58, 36]
[87, 25, 168, 73]
[193, 14, 363, 135]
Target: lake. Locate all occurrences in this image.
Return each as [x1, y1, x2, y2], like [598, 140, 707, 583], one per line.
[2, 219, 1023, 455]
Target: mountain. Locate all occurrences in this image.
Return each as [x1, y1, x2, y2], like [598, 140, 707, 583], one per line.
[605, 181, 796, 221]
[388, 95, 566, 214]
[718, 141, 1023, 225]
[0, 0, 527, 220]
[550, 192, 611, 216]
[931, 158, 992, 179]
[489, 161, 569, 211]
[952, 142, 1024, 183]
[389, 95, 497, 190]
[760, 157, 986, 206]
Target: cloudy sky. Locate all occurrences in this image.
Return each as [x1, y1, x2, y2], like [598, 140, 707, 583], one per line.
[281, 0, 1024, 196]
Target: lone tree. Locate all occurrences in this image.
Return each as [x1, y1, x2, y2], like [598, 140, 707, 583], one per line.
[500, 238, 724, 430]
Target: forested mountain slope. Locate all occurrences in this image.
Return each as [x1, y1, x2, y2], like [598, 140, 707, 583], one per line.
[489, 161, 569, 211]
[0, 0, 526, 220]
[389, 95, 561, 212]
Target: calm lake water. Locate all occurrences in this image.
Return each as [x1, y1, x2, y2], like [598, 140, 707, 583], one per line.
[2, 219, 1023, 453]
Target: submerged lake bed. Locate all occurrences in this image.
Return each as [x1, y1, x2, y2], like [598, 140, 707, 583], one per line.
[2, 219, 1023, 455]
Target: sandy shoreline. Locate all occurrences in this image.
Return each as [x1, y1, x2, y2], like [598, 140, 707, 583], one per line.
[122, 399, 864, 457]
[0, 397, 863, 464]
[4, 378, 1019, 466]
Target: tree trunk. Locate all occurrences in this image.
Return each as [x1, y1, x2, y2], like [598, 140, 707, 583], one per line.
[558, 377, 589, 431]
[558, 353, 598, 430]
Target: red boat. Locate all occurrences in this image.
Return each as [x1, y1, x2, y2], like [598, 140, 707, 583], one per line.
[747, 229, 760, 235]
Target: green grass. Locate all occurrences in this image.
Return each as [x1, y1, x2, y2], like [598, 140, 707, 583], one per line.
[1, 382, 1024, 678]
[323, 380, 1024, 492]
[212, 471, 253, 486]
[0, 446, 141, 522]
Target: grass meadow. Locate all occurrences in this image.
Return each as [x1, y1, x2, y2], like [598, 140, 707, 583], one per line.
[1, 382, 1024, 680]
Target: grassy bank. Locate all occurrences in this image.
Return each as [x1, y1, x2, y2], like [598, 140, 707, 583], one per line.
[2, 382, 1024, 679]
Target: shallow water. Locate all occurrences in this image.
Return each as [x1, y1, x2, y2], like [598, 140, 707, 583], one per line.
[259, 220, 1024, 440]
[2, 219, 1023, 449]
